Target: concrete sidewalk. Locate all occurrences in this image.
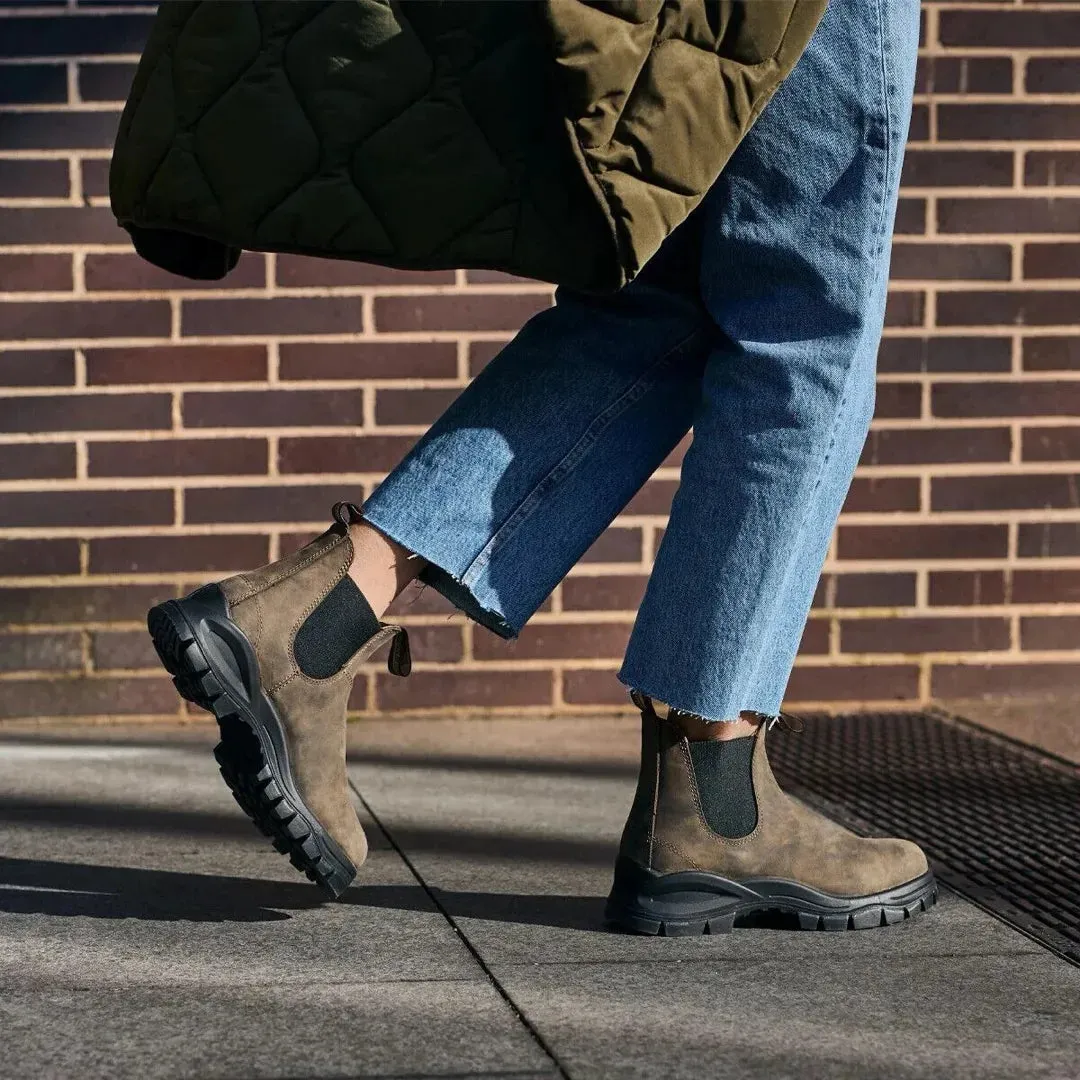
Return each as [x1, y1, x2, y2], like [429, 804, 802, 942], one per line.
[0, 717, 1076, 1080]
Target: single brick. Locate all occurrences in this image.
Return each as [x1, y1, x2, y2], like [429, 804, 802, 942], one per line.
[860, 426, 1011, 466]
[0, 488, 174, 528]
[0, 13, 154, 57]
[279, 341, 456, 381]
[939, 104, 1080, 144]
[275, 255, 454, 288]
[837, 524, 1007, 561]
[0, 349, 75, 387]
[0, 207, 127, 244]
[278, 435, 415, 475]
[562, 575, 647, 612]
[1023, 337, 1080, 371]
[374, 293, 551, 333]
[561, 668, 627, 706]
[929, 571, 1007, 607]
[1022, 426, 1080, 461]
[375, 387, 460, 426]
[89, 437, 268, 477]
[939, 10, 1080, 48]
[908, 104, 929, 143]
[0, 253, 72, 292]
[889, 243, 1011, 282]
[625, 479, 679, 516]
[1023, 243, 1080, 280]
[931, 662, 1080, 699]
[0, 392, 171, 432]
[840, 616, 1009, 654]
[894, 199, 926, 235]
[85, 251, 266, 292]
[831, 572, 918, 609]
[0, 677, 179, 720]
[914, 55, 1012, 95]
[184, 485, 357, 525]
[939, 198, 1080, 235]
[0, 631, 83, 673]
[785, 664, 919, 702]
[932, 473, 1080, 512]
[663, 434, 692, 468]
[91, 629, 158, 670]
[468, 339, 512, 376]
[0, 442, 76, 480]
[1018, 522, 1080, 558]
[0, 159, 69, 198]
[0, 110, 120, 152]
[181, 297, 365, 337]
[474, 622, 633, 661]
[0, 299, 170, 341]
[580, 527, 643, 565]
[1014, 569, 1080, 604]
[884, 290, 924, 327]
[375, 669, 554, 711]
[799, 618, 830, 655]
[0, 539, 80, 577]
[937, 290, 1080, 328]
[0, 62, 66, 104]
[1025, 151, 1080, 188]
[183, 389, 364, 428]
[0, 585, 173, 626]
[1020, 616, 1080, 652]
[874, 382, 922, 418]
[77, 61, 137, 101]
[934, 380, 1080, 418]
[89, 533, 269, 574]
[86, 344, 268, 384]
[80, 157, 109, 198]
[842, 477, 921, 513]
[901, 149, 1013, 190]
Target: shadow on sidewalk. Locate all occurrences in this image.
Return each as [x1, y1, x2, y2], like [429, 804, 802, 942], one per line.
[0, 856, 614, 931]
[0, 856, 320, 923]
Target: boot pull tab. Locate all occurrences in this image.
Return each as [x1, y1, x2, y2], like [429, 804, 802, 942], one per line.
[332, 501, 364, 527]
[386, 625, 411, 677]
[767, 710, 805, 734]
[629, 689, 659, 717]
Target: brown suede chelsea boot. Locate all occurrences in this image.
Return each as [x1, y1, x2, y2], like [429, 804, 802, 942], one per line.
[605, 692, 937, 935]
[147, 502, 410, 898]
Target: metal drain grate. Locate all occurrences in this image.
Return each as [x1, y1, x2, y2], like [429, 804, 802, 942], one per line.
[767, 709, 1080, 966]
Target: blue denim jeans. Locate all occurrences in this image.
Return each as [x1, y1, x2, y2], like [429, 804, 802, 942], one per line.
[361, 0, 921, 722]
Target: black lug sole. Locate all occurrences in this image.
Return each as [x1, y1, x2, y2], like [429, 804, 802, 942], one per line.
[605, 855, 938, 936]
[147, 586, 356, 899]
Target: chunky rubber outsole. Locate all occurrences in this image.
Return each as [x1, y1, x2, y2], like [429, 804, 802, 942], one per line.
[147, 585, 356, 898]
[604, 855, 938, 936]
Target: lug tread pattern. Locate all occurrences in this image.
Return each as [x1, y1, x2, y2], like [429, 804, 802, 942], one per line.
[147, 602, 355, 899]
[608, 883, 938, 937]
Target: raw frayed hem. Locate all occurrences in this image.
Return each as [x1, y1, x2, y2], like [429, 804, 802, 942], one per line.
[621, 680, 785, 726]
[416, 562, 518, 641]
[358, 509, 519, 640]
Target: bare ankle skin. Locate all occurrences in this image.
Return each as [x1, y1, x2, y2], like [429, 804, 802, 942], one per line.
[347, 522, 427, 619]
[654, 700, 762, 741]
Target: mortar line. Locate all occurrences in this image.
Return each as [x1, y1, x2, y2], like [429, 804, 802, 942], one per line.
[348, 777, 573, 1080]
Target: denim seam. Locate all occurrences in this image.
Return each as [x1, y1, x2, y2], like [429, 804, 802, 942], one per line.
[458, 327, 707, 589]
[733, 3, 897, 709]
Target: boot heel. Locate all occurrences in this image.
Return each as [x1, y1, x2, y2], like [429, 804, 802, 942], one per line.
[147, 587, 357, 899]
[604, 856, 746, 936]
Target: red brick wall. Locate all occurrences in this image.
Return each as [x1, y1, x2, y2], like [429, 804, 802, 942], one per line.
[2, 1, 1080, 723]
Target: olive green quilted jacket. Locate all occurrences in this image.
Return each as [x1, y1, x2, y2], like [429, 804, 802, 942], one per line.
[110, 0, 827, 293]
